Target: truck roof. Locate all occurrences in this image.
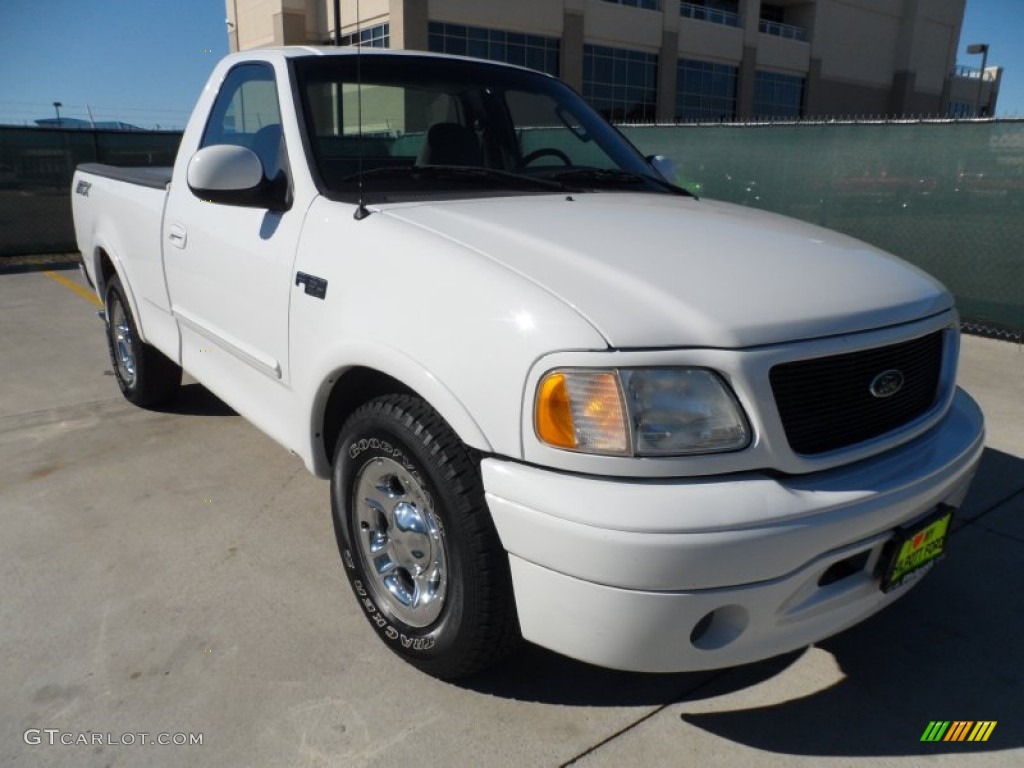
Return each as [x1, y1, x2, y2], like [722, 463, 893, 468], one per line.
[223, 45, 556, 77]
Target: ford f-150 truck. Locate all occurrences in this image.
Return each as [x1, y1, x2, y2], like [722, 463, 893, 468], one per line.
[72, 47, 985, 680]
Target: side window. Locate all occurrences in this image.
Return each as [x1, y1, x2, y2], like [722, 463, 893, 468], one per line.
[202, 63, 284, 179]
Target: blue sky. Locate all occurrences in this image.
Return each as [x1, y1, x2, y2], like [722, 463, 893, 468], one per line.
[0, 0, 1021, 128]
[0, 0, 227, 129]
[959, 0, 1023, 116]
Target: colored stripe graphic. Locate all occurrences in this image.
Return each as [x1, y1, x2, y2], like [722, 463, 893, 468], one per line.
[921, 721, 949, 741]
[968, 722, 997, 742]
[945, 721, 973, 741]
[921, 721, 996, 742]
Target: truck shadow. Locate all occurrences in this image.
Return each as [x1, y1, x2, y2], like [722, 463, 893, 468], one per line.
[157, 383, 237, 417]
[463, 447, 1023, 758]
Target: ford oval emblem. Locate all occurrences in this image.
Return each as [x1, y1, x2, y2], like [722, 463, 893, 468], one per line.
[870, 369, 905, 398]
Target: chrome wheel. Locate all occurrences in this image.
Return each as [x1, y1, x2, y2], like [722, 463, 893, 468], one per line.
[103, 275, 182, 407]
[110, 297, 137, 389]
[352, 456, 448, 627]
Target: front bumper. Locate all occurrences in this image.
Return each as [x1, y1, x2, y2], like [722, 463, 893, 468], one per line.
[483, 388, 984, 672]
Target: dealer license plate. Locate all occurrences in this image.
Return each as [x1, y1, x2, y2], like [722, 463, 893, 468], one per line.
[879, 508, 953, 593]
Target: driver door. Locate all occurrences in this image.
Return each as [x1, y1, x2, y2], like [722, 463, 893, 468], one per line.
[163, 62, 302, 404]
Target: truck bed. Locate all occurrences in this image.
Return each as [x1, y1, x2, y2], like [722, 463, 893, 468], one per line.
[72, 164, 175, 349]
[77, 163, 173, 190]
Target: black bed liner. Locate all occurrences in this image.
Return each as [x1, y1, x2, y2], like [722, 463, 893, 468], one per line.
[77, 164, 173, 190]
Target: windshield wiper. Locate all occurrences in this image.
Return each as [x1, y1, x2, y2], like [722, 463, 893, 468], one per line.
[546, 168, 694, 196]
[342, 165, 569, 192]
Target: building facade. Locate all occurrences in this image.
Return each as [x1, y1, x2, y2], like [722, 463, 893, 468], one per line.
[947, 64, 1001, 118]
[225, 0, 998, 121]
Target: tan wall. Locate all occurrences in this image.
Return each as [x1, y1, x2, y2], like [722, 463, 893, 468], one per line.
[583, 1, 662, 50]
[909, 19, 955, 94]
[305, 0, 327, 41]
[428, 0, 565, 36]
[907, 0, 965, 95]
[757, 34, 811, 74]
[811, 0, 963, 93]
[786, 2, 817, 33]
[332, 0, 391, 37]
[677, 18, 744, 63]
[814, 0, 901, 87]
[230, 0, 279, 49]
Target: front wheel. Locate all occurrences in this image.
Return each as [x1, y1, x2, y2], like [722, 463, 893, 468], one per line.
[104, 275, 182, 407]
[331, 395, 519, 679]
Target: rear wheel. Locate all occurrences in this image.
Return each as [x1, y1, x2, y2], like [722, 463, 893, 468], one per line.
[331, 394, 519, 679]
[104, 275, 181, 407]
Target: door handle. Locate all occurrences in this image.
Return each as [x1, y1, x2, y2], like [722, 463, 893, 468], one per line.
[168, 223, 187, 249]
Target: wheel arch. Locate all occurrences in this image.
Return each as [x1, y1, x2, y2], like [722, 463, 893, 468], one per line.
[91, 243, 148, 342]
[95, 246, 117, 297]
[310, 355, 494, 478]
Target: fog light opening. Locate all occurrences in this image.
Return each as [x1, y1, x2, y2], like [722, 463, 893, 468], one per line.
[690, 605, 749, 651]
[818, 551, 871, 587]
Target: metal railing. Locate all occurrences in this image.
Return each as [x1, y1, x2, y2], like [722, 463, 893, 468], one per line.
[680, 2, 740, 27]
[759, 19, 809, 42]
[952, 64, 996, 81]
[599, 0, 661, 10]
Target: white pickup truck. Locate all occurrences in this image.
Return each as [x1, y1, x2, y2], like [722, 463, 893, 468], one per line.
[72, 47, 984, 680]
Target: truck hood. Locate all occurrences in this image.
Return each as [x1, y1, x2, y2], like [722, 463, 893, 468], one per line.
[381, 193, 952, 349]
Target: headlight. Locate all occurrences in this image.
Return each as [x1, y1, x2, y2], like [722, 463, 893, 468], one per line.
[535, 368, 750, 457]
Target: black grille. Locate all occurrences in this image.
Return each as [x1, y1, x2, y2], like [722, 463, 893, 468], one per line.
[770, 331, 945, 455]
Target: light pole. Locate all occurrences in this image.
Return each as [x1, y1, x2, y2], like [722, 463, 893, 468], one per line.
[966, 43, 989, 117]
[53, 101, 63, 126]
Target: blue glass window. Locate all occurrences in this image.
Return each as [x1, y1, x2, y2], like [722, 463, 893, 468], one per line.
[676, 58, 737, 121]
[582, 44, 658, 122]
[428, 23, 560, 77]
[335, 23, 390, 48]
[753, 71, 804, 119]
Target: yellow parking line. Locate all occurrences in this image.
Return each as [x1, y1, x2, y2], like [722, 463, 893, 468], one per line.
[44, 270, 103, 308]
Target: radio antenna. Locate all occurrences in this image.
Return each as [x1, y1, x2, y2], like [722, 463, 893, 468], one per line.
[353, 0, 370, 220]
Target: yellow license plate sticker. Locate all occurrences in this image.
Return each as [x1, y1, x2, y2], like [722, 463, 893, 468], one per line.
[882, 510, 952, 592]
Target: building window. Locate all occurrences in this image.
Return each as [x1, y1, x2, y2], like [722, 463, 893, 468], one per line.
[599, 0, 661, 10]
[676, 58, 737, 121]
[583, 44, 659, 122]
[428, 23, 560, 76]
[753, 71, 804, 119]
[948, 100, 975, 118]
[680, 1, 740, 28]
[334, 23, 390, 48]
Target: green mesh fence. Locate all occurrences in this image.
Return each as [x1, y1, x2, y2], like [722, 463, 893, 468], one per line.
[2, 122, 1021, 337]
[622, 120, 1024, 339]
[0, 126, 180, 257]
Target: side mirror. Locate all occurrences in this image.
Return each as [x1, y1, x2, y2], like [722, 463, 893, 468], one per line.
[187, 145, 288, 210]
[647, 154, 676, 183]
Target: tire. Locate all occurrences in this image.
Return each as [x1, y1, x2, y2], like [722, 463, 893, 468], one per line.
[331, 394, 520, 679]
[104, 275, 182, 408]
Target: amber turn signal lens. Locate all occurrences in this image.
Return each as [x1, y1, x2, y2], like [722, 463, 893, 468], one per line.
[536, 372, 576, 449]
[535, 370, 629, 454]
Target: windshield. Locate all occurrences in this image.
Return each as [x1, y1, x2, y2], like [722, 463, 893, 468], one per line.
[292, 53, 678, 203]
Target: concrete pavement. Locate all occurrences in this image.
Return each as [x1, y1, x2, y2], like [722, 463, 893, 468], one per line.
[1, 267, 1021, 767]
